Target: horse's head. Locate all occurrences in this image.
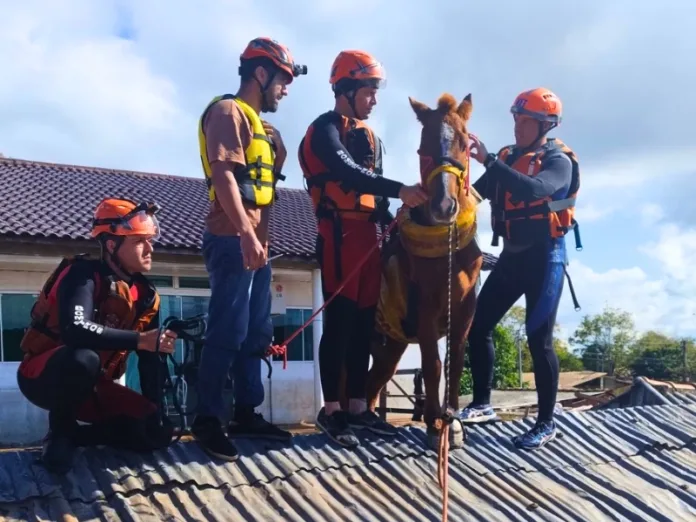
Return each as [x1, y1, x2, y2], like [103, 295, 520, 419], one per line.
[409, 93, 474, 226]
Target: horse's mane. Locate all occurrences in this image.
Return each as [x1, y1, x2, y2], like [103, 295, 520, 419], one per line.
[436, 93, 458, 114]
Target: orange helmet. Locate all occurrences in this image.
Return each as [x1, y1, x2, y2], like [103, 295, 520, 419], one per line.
[239, 37, 307, 82]
[330, 50, 386, 92]
[90, 198, 160, 240]
[510, 88, 562, 124]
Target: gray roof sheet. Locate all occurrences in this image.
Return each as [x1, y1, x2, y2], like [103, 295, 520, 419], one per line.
[1, 403, 695, 521]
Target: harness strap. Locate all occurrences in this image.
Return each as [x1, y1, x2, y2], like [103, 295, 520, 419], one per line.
[502, 196, 576, 220]
[563, 265, 581, 311]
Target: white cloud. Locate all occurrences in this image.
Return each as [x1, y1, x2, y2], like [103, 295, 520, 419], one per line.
[640, 224, 696, 294]
[556, 221, 696, 340]
[575, 202, 615, 223]
[0, 1, 186, 173]
[2, 1, 696, 364]
[640, 203, 665, 226]
[580, 149, 696, 193]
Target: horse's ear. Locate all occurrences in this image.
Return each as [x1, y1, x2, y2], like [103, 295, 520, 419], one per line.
[457, 93, 473, 121]
[409, 96, 431, 123]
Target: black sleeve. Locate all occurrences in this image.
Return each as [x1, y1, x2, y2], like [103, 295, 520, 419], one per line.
[486, 152, 573, 201]
[309, 114, 404, 199]
[57, 265, 140, 351]
[148, 309, 160, 330]
[472, 172, 491, 200]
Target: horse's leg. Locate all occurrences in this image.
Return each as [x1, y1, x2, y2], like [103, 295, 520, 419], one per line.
[449, 249, 484, 411]
[417, 313, 442, 450]
[366, 335, 408, 412]
[448, 287, 477, 411]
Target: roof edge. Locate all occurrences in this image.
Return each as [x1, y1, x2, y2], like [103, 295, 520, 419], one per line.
[0, 156, 309, 193]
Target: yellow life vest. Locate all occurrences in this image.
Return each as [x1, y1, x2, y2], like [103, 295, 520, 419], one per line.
[198, 94, 280, 207]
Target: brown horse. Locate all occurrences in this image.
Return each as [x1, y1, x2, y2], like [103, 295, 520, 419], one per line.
[365, 93, 483, 449]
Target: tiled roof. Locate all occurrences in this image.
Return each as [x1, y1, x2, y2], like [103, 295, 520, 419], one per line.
[0, 157, 316, 259]
[0, 157, 498, 269]
[1, 403, 695, 521]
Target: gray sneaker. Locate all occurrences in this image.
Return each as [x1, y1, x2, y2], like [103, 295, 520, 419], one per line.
[316, 408, 360, 448]
[348, 410, 399, 436]
[458, 403, 498, 424]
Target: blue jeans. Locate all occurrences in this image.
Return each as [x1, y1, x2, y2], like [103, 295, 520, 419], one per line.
[196, 232, 273, 417]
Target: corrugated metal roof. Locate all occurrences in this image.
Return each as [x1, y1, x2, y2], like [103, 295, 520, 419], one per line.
[601, 377, 696, 411]
[1, 404, 695, 521]
[663, 391, 696, 406]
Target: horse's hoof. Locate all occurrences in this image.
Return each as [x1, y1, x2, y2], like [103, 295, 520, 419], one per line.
[449, 419, 466, 449]
[425, 420, 467, 450]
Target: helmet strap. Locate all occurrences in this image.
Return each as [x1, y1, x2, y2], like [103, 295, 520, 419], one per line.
[347, 92, 360, 119]
[334, 85, 362, 119]
[522, 120, 557, 153]
[100, 235, 134, 282]
[253, 66, 278, 112]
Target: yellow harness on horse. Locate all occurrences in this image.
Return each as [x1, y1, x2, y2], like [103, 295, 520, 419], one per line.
[397, 203, 477, 258]
[375, 161, 479, 344]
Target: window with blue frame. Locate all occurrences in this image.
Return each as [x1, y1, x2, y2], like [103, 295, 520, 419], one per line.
[272, 308, 314, 362]
[0, 293, 39, 362]
[123, 302, 314, 397]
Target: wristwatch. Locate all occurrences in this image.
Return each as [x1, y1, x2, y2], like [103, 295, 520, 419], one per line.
[483, 152, 497, 169]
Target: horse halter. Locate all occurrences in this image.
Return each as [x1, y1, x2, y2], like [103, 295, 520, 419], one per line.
[422, 156, 470, 196]
[419, 123, 471, 197]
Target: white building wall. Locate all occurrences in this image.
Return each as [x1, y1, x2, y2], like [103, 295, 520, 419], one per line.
[0, 257, 320, 445]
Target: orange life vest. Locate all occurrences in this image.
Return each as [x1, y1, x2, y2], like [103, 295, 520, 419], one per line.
[20, 254, 160, 380]
[298, 114, 385, 222]
[491, 138, 581, 248]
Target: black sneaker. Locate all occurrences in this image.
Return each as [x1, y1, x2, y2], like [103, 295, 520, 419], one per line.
[227, 411, 293, 442]
[348, 410, 399, 437]
[316, 407, 359, 448]
[41, 430, 75, 475]
[191, 415, 239, 462]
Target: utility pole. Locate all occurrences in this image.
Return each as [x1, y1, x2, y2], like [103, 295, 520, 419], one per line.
[518, 340, 523, 388]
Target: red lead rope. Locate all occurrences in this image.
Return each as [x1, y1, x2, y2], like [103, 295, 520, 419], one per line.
[465, 145, 471, 197]
[266, 211, 402, 371]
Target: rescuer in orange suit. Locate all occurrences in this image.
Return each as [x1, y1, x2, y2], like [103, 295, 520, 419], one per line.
[298, 50, 428, 447]
[460, 88, 581, 451]
[17, 198, 178, 474]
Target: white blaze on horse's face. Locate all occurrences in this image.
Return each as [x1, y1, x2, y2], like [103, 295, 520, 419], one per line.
[429, 121, 460, 225]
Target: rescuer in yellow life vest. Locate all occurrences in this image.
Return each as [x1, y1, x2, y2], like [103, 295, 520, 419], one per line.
[459, 88, 581, 452]
[16, 198, 178, 474]
[193, 37, 307, 462]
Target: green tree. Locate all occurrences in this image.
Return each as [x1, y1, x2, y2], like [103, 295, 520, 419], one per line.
[460, 324, 520, 395]
[501, 305, 583, 375]
[628, 331, 693, 380]
[570, 306, 635, 376]
[555, 337, 584, 371]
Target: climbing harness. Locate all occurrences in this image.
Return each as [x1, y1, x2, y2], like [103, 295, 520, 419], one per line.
[156, 314, 207, 443]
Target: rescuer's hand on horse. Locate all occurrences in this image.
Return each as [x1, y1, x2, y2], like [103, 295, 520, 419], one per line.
[398, 183, 428, 207]
[467, 133, 489, 164]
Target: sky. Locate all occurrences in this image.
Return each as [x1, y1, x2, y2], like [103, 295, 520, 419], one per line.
[1, 1, 695, 369]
